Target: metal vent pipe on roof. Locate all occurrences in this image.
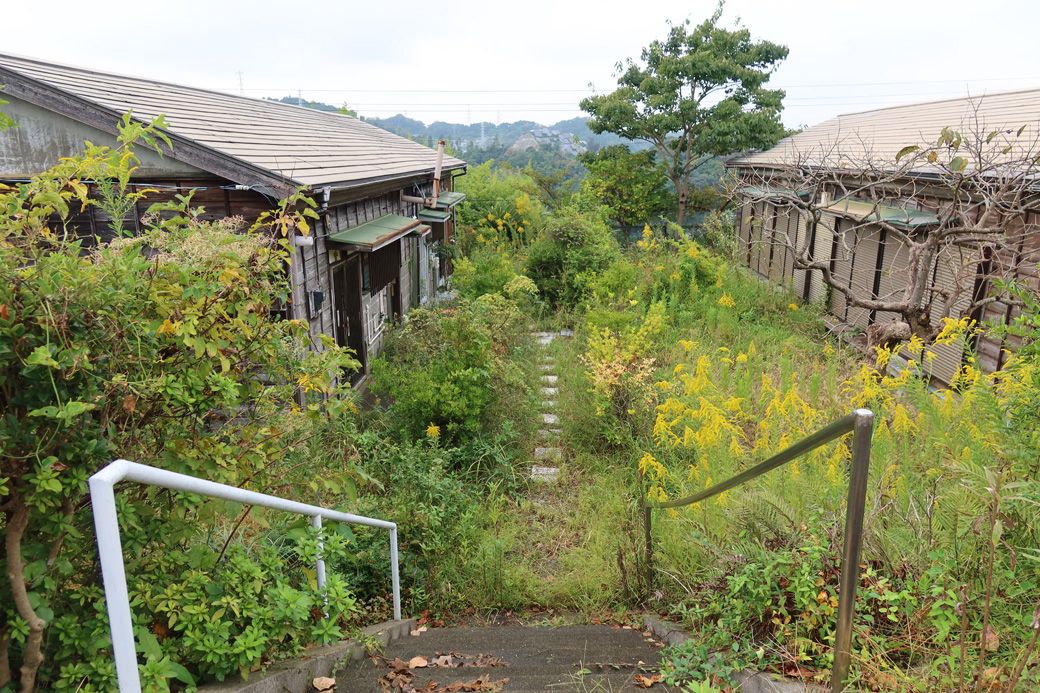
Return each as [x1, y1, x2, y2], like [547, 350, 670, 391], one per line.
[432, 140, 445, 207]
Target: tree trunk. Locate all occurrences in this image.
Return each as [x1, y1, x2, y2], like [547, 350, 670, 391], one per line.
[0, 624, 10, 688]
[5, 497, 46, 692]
[674, 173, 688, 227]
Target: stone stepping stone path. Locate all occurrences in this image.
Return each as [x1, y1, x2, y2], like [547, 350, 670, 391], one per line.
[529, 331, 569, 483]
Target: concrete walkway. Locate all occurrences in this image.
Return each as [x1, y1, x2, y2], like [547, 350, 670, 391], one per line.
[334, 624, 675, 692]
[530, 331, 570, 483]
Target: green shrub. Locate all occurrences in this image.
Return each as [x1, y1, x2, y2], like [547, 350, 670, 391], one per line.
[452, 245, 522, 299]
[371, 297, 532, 445]
[455, 161, 545, 254]
[0, 119, 364, 690]
[525, 203, 621, 307]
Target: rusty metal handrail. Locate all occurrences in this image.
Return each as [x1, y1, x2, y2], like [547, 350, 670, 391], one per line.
[642, 409, 874, 693]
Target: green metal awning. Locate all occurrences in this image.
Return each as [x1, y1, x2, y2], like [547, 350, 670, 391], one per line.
[328, 214, 420, 252]
[736, 185, 811, 200]
[824, 199, 939, 230]
[417, 208, 451, 223]
[432, 191, 466, 210]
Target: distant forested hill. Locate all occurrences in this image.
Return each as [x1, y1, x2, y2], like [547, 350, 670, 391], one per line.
[267, 96, 712, 182]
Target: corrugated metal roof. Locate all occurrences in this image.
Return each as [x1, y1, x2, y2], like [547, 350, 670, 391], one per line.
[823, 199, 938, 229]
[730, 88, 1040, 172]
[0, 53, 466, 191]
[417, 208, 451, 222]
[432, 191, 466, 209]
[327, 214, 419, 251]
[735, 184, 811, 200]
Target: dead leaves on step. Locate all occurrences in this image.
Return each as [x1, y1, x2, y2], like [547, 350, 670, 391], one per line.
[633, 673, 663, 688]
[312, 676, 336, 692]
[377, 652, 509, 693]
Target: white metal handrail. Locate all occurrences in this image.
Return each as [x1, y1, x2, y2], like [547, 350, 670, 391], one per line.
[89, 459, 401, 693]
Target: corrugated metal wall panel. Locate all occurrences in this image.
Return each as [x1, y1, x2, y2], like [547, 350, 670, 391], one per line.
[790, 212, 810, 297]
[777, 208, 796, 290]
[807, 215, 835, 304]
[847, 226, 883, 329]
[749, 202, 768, 277]
[874, 233, 911, 324]
[829, 219, 854, 320]
[925, 246, 981, 384]
[767, 207, 790, 284]
[737, 201, 755, 268]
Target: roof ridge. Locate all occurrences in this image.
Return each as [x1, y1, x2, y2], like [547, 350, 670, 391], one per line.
[836, 86, 1040, 119]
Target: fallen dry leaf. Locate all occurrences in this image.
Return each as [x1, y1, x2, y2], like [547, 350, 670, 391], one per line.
[410, 626, 429, 637]
[408, 656, 429, 669]
[634, 673, 662, 688]
[312, 676, 335, 692]
[441, 675, 509, 692]
[378, 668, 413, 692]
[982, 624, 1000, 651]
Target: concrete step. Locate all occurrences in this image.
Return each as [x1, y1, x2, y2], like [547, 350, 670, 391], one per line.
[537, 428, 562, 439]
[541, 400, 557, 410]
[540, 375, 558, 385]
[530, 465, 560, 482]
[334, 625, 671, 692]
[539, 363, 555, 372]
[534, 446, 563, 461]
[541, 413, 559, 426]
[539, 386, 558, 397]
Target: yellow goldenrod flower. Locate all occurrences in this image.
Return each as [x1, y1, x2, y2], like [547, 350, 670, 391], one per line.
[718, 293, 736, 308]
[788, 303, 799, 311]
[425, 423, 441, 439]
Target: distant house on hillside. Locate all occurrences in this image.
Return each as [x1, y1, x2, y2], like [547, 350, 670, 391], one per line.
[506, 127, 587, 157]
[0, 53, 467, 384]
[726, 90, 1040, 386]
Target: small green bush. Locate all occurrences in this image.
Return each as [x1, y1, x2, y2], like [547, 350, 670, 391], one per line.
[525, 203, 621, 307]
[371, 297, 532, 445]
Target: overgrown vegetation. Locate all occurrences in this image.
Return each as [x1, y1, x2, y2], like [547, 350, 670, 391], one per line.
[0, 118, 368, 690]
[4, 15, 1040, 689]
[446, 157, 1040, 690]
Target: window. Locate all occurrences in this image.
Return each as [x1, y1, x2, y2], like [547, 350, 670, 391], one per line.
[365, 284, 391, 341]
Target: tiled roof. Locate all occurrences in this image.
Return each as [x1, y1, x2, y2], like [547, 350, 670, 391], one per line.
[730, 88, 1040, 171]
[0, 53, 465, 192]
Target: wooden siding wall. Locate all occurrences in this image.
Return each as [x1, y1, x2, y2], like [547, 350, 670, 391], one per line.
[27, 171, 449, 377]
[309, 189, 416, 346]
[307, 180, 435, 365]
[733, 195, 1033, 385]
[35, 178, 272, 245]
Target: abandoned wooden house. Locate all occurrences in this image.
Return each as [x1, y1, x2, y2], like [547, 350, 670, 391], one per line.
[0, 53, 466, 383]
[727, 89, 1040, 385]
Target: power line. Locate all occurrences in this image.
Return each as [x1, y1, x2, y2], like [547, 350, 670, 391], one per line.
[224, 76, 1039, 94]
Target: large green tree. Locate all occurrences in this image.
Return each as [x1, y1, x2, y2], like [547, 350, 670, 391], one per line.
[581, 5, 788, 225]
[579, 145, 675, 228]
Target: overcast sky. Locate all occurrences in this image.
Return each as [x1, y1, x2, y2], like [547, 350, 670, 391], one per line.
[4, 0, 1039, 129]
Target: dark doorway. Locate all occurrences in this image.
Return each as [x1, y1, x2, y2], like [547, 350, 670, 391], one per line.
[333, 256, 366, 385]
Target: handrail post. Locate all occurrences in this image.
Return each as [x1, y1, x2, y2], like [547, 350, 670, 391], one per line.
[831, 408, 874, 692]
[390, 526, 401, 621]
[89, 459, 402, 692]
[643, 504, 654, 597]
[89, 469, 142, 693]
[312, 514, 327, 612]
